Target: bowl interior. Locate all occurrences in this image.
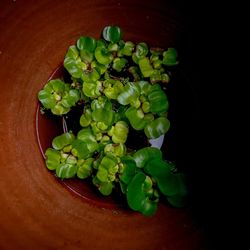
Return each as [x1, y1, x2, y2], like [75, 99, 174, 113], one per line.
[0, 0, 203, 249]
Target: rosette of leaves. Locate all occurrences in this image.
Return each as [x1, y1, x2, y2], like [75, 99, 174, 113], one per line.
[44, 130, 99, 180]
[93, 153, 124, 196]
[64, 36, 100, 81]
[79, 94, 129, 146]
[119, 147, 187, 216]
[38, 79, 80, 115]
[117, 81, 170, 138]
[125, 45, 176, 84]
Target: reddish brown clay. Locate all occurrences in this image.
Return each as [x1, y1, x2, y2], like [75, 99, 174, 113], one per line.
[0, 0, 204, 249]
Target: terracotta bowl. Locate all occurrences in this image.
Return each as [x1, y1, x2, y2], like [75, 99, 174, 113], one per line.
[0, 0, 204, 249]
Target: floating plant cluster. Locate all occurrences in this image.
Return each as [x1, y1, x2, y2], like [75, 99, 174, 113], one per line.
[38, 26, 187, 216]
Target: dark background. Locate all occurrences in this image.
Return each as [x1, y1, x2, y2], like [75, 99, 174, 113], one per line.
[168, 1, 223, 249]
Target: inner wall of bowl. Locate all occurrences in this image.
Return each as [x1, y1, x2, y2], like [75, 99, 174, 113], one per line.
[35, 0, 192, 209]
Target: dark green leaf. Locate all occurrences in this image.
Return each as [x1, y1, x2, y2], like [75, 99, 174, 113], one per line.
[145, 159, 187, 198]
[77, 36, 96, 63]
[125, 106, 147, 130]
[140, 198, 158, 216]
[127, 172, 146, 211]
[148, 87, 169, 113]
[133, 147, 162, 168]
[167, 193, 187, 208]
[162, 48, 179, 66]
[144, 117, 170, 139]
[102, 26, 122, 43]
[120, 156, 137, 184]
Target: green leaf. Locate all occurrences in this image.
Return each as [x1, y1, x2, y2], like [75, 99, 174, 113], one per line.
[132, 42, 148, 64]
[64, 45, 85, 78]
[56, 163, 77, 179]
[125, 106, 147, 130]
[138, 57, 154, 77]
[80, 108, 92, 127]
[143, 176, 153, 192]
[50, 79, 65, 92]
[91, 97, 114, 126]
[96, 167, 109, 182]
[117, 82, 140, 106]
[108, 42, 119, 52]
[39, 79, 80, 115]
[162, 48, 179, 66]
[66, 155, 77, 165]
[127, 172, 146, 211]
[72, 135, 98, 159]
[133, 147, 162, 168]
[64, 57, 83, 79]
[82, 81, 102, 98]
[99, 154, 118, 170]
[77, 36, 96, 62]
[77, 158, 94, 179]
[144, 159, 187, 199]
[81, 68, 100, 82]
[99, 182, 113, 196]
[71, 139, 91, 159]
[95, 46, 113, 65]
[102, 26, 122, 43]
[65, 45, 79, 59]
[111, 121, 129, 143]
[144, 117, 170, 139]
[140, 198, 158, 216]
[113, 105, 127, 122]
[52, 132, 75, 150]
[120, 156, 137, 184]
[104, 143, 126, 157]
[119, 41, 134, 56]
[150, 70, 162, 84]
[103, 79, 124, 100]
[38, 79, 66, 110]
[120, 181, 127, 194]
[38, 90, 56, 109]
[147, 87, 169, 113]
[51, 103, 70, 115]
[137, 81, 152, 95]
[167, 193, 187, 208]
[91, 60, 108, 75]
[112, 57, 128, 72]
[128, 66, 142, 81]
[61, 89, 80, 108]
[45, 148, 61, 170]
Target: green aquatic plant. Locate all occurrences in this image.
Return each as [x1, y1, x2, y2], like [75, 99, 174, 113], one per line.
[38, 25, 186, 216]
